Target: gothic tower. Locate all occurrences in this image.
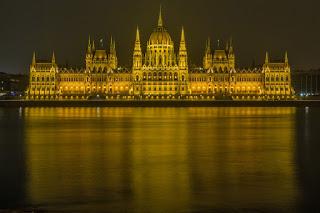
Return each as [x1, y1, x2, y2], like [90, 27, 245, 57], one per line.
[133, 26, 142, 71]
[179, 26, 188, 70]
[86, 36, 93, 70]
[203, 38, 212, 69]
[227, 38, 235, 69]
[109, 37, 118, 69]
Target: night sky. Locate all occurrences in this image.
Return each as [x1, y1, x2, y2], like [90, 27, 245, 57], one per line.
[1, 0, 319, 74]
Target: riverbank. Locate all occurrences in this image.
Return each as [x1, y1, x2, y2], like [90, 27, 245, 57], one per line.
[1, 100, 320, 107]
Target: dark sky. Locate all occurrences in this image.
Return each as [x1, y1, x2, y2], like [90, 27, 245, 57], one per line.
[1, 0, 319, 74]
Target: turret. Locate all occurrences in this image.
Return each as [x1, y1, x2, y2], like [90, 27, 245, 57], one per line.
[32, 51, 36, 66]
[225, 41, 229, 52]
[284, 51, 289, 64]
[179, 26, 188, 69]
[203, 38, 212, 69]
[265, 51, 269, 64]
[87, 36, 92, 54]
[206, 38, 211, 54]
[228, 38, 234, 55]
[85, 36, 93, 69]
[228, 37, 235, 68]
[110, 36, 114, 54]
[92, 39, 95, 52]
[113, 39, 116, 56]
[52, 51, 56, 64]
[109, 36, 118, 69]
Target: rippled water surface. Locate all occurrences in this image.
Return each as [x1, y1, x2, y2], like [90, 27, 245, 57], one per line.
[1, 107, 320, 212]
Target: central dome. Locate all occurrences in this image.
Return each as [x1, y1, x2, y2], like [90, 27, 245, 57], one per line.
[149, 27, 172, 45]
[148, 6, 172, 45]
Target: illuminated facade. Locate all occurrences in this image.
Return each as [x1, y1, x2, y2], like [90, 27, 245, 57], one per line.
[26, 8, 295, 100]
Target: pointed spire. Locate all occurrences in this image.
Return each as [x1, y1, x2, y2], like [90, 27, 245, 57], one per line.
[265, 51, 269, 64]
[228, 37, 234, 54]
[134, 26, 141, 53]
[136, 26, 140, 42]
[113, 39, 116, 54]
[179, 26, 186, 51]
[92, 39, 95, 51]
[110, 36, 113, 53]
[158, 5, 163, 27]
[133, 27, 142, 69]
[285, 51, 289, 64]
[52, 51, 56, 64]
[181, 26, 185, 42]
[32, 51, 36, 65]
[206, 37, 211, 54]
[87, 35, 92, 53]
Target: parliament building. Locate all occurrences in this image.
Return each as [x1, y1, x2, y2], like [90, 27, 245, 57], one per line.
[26, 8, 295, 100]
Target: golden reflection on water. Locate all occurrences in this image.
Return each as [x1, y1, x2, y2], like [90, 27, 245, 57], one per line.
[23, 107, 297, 211]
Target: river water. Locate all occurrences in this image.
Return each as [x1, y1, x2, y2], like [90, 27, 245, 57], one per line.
[0, 107, 320, 212]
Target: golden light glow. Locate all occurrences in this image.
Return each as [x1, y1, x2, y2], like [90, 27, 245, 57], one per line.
[26, 11, 295, 101]
[23, 107, 298, 211]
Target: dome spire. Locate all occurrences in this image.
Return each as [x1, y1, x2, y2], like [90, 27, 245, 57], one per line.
[158, 5, 163, 27]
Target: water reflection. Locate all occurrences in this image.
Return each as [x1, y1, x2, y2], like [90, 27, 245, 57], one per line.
[20, 107, 300, 212]
[295, 107, 320, 211]
[0, 108, 26, 208]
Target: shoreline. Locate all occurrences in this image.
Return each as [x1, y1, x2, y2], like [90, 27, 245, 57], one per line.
[0, 100, 320, 107]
